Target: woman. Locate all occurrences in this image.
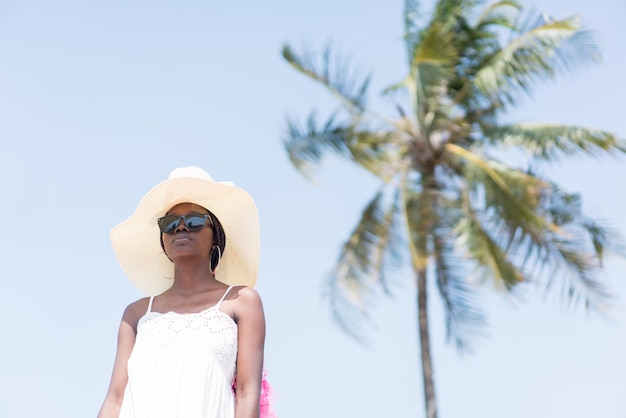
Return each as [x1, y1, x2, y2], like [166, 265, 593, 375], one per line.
[98, 166, 266, 418]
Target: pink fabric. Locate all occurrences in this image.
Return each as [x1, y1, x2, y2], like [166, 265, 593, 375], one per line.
[232, 369, 276, 418]
[259, 370, 276, 418]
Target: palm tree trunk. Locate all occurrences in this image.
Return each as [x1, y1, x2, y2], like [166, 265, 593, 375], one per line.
[417, 266, 437, 418]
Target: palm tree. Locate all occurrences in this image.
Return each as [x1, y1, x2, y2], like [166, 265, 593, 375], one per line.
[281, 1, 625, 417]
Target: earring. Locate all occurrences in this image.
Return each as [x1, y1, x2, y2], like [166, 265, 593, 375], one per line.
[210, 245, 222, 274]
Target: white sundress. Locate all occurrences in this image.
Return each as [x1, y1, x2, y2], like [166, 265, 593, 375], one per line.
[119, 286, 238, 418]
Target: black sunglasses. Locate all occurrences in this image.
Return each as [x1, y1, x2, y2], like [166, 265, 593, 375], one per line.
[157, 213, 213, 234]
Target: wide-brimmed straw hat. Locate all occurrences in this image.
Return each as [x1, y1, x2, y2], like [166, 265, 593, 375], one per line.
[110, 166, 260, 296]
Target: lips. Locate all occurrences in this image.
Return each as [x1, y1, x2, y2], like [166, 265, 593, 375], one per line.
[172, 234, 192, 244]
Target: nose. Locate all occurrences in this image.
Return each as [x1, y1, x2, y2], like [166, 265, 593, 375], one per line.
[173, 216, 189, 233]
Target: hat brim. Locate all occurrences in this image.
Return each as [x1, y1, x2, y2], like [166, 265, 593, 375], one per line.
[110, 170, 260, 296]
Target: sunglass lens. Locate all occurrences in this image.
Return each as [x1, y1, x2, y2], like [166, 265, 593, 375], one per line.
[185, 215, 207, 231]
[158, 215, 180, 233]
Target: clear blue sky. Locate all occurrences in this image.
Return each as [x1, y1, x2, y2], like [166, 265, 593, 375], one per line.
[1, 1, 625, 417]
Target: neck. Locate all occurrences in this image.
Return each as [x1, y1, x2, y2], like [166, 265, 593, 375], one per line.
[169, 259, 220, 294]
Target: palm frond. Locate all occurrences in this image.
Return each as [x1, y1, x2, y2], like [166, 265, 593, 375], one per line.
[473, 13, 598, 105]
[347, 130, 407, 182]
[456, 201, 525, 290]
[546, 17, 600, 71]
[409, 20, 458, 97]
[283, 110, 410, 182]
[433, 0, 479, 24]
[326, 187, 404, 343]
[411, 23, 459, 69]
[446, 143, 551, 242]
[464, 177, 617, 311]
[402, 2, 462, 129]
[282, 43, 370, 114]
[580, 220, 616, 266]
[404, 0, 424, 60]
[578, 218, 626, 266]
[541, 234, 611, 311]
[484, 122, 626, 160]
[433, 226, 487, 351]
[475, 1, 520, 30]
[545, 187, 617, 261]
[283, 112, 353, 179]
[445, 145, 587, 293]
[404, 0, 474, 65]
[536, 185, 620, 310]
[451, 172, 615, 311]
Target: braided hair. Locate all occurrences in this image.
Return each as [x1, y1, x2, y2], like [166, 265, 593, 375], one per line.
[159, 208, 227, 273]
[207, 211, 226, 272]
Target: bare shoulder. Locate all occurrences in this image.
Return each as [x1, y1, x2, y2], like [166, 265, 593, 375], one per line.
[121, 297, 150, 331]
[234, 285, 262, 302]
[223, 286, 264, 321]
[236, 286, 265, 310]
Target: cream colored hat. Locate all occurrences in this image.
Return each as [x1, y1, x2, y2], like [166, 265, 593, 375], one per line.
[110, 166, 260, 295]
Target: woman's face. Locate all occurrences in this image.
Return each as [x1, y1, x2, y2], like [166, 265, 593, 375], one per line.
[161, 202, 215, 262]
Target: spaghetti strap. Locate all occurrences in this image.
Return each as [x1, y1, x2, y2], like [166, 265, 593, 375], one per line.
[216, 285, 235, 310]
[147, 296, 154, 313]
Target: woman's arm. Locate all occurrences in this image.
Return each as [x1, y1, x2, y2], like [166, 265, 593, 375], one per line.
[97, 300, 146, 418]
[233, 287, 266, 418]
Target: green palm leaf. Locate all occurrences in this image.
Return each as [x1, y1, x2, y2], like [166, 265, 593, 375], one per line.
[404, 0, 424, 59]
[326, 187, 403, 342]
[456, 202, 525, 290]
[283, 112, 407, 181]
[475, 1, 519, 29]
[433, 224, 488, 351]
[484, 122, 626, 160]
[537, 185, 617, 309]
[347, 130, 407, 182]
[283, 112, 352, 179]
[474, 13, 598, 106]
[282, 44, 370, 114]
[446, 143, 550, 241]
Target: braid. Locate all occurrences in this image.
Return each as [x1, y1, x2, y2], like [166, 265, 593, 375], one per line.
[207, 211, 226, 272]
[159, 232, 173, 262]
